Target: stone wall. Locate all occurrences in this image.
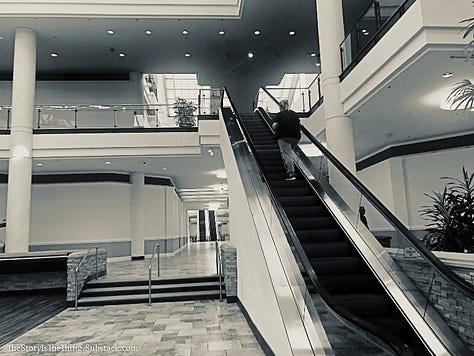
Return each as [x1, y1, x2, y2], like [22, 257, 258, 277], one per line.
[0, 271, 66, 292]
[390, 251, 474, 350]
[66, 249, 107, 302]
[220, 243, 237, 302]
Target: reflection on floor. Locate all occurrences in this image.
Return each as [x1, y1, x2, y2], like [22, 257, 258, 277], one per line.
[0, 242, 265, 355]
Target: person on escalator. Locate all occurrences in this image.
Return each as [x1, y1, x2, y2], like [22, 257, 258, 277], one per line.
[272, 99, 301, 181]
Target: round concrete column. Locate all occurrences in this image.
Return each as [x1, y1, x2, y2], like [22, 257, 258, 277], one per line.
[5, 28, 37, 253]
[316, 0, 356, 174]
[130, 172, 145, 259]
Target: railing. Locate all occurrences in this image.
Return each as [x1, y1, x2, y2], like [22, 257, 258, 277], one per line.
[253, 74, 322, 115]
[340, 0, 416, 78]
[215, 240, 223, 301]
[0, 103, 204, 130]
[148, 243, 160, 306]
[74, 246, 99, 310]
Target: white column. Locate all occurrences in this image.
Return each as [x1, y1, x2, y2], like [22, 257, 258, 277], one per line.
[315, 0, 356, 174]
[130, 172, 145, 258]
[5, 28, 37, 253]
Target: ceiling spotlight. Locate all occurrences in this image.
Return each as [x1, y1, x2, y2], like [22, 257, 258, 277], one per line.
[119, 53, 126, 57]
[254, 30, 261, 35]
[315, 62, 321, 67]
[36, 162, 44, 167]
[184, 52, 191, 57]
[248, 52, 254, 58]
[182, 30, 189, 35]
[50, 52, 58, 58]
[107, 29, 115, 35]
[361, 29, 370, 36]
[162, 167, 168, 171]
[218, 30, 225, 35]
[310, 53, 317, 57]
[105, 161, 111, 165]
[145, 30, 152, 35]
[289, 30, 296, 36]
[442, 72, 454, 78]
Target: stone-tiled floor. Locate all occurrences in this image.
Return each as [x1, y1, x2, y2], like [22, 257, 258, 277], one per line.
[103, 242, 218, 280]
[0, 242, 265, 355]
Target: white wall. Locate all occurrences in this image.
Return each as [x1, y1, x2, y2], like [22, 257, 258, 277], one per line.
[30, 182, 130, 245]
[358, 146, 474, 231]
[144, 185, 166, 239]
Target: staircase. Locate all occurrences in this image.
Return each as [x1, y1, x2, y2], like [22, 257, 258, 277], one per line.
[77, 275, 225, 306]
[239, 112, 426, 354]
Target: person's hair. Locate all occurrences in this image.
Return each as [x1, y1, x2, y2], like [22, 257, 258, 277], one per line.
[279, 99, 289, 111]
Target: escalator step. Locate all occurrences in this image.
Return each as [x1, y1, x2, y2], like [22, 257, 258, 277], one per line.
[291, 216, 335, 230]
[309, 256, 361, 275]
[270, 180, 307, 189]
[279, 196, 321, 207]
[283, 205, 326, 217]
[318, 273, 377, 294]
[331, 293, 392, 317]
[274, 187, 313, 197]
[302, 241, 352, 257]
[296, 228, 342, 242]
[364, 315, 406, 337]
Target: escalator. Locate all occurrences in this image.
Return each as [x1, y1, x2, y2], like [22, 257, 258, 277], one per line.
[238, 112, 426, 354]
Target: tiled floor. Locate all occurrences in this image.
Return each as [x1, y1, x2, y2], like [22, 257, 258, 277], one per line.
[0, 242, 265, 355]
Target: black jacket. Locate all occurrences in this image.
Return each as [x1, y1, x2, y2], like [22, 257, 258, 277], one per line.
[273, 110, 301, 140]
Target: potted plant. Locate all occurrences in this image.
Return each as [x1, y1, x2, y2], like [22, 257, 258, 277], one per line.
[173, 97, 197, 127]
[420, 167, 474, 253]
[446, 16, 474, 110]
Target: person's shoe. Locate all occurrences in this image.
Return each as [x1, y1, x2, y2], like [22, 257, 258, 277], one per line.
[285, 174, 296, 181]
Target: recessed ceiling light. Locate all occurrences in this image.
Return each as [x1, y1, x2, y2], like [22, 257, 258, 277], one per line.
[218, 30, 225, 35]
[105, 161, 111, 165]
[182, 30, 189, 35]
[289, 30, 296, 36]
[119, 53, 126, 57]
[162, 167, 168, 171]
[36, 162, 44, 167]
[254, 30, 261, 35]
[107, 29, 115, 35]
[442, 72, 454, 78]
[248, 52, 254, 58]
[184, 52, 191, 57]
[315, 62, 321, 67]
[145, 30, 152, 35]
[310, 53, 317, 57]
[50, 53, 58, 58]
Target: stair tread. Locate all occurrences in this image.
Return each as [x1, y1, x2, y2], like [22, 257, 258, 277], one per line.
[83, 281, 222, 293]
[79, 289, 224, 303]
[87, 275, 219, 287]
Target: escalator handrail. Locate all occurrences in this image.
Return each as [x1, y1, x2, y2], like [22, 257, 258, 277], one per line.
[256, 86, 322, 117]
[254, 107, 410, 356]
[255, 88, 474, 297]
[219, 87, 409, 354]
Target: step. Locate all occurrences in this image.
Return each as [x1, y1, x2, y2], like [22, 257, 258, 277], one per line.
[81, 281, 223, 297]
[78, 289, 225, 306]
[318, 273, 377, 294]
[331, 293, 392, 317]
[302, 241, 353, 258]
[86, 275, 220, 288]
[283, 205, 326, 217]
[296, 228, 343, 243]
[309, 256, 362, 275]
[278, 195, 320, 207]
[274, 187, 313, 197]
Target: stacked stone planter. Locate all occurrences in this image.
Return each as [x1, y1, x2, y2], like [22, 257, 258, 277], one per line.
[220, 244, 237, 302]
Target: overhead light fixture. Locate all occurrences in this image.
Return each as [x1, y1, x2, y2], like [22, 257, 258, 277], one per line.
[218, 30, 225, 35]
[36, 162, 44, 167]
[145, 30, 152, 35]
[361, 29, 369, 36]
[162, 167, 168, 171]
[107, 29, 115, 35]
[119, 53, 126, 57]
[184, 52, 191, 57]
[50, 53, 58, 58]
[442, 72, 454, 78]
[182, 30, 189, 35]
[289, 30, 296, 36]
[310, 53, 317, 57]
[315, 62, 321, 67]
[248, 52, 254, 58]
[254, 30, 261, 35]
[105, 161, 111, 165]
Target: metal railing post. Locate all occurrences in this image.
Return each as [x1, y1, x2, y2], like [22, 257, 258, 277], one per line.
[74, 109, 78, 128]
[37, 109, 41, 129]
[156, 243, 160, 277]
[74, 270, 78, 310]
[148, 265, 152, 306]
[113, 109, 117, 128]
[6, 109, 10, 129]
[95, 246, 99, 279]
[215, 240, 219, 273]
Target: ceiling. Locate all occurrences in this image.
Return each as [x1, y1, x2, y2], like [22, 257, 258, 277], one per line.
[1, 1, 471, 212]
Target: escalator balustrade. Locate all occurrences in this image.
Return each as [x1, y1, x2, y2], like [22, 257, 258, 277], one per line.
[239, 112, 427, 355]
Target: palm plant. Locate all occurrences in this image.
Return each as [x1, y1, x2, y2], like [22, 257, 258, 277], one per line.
[420, 168, 474, 253]
[447, 16, 474, 110]
[173, 97, 197, 127]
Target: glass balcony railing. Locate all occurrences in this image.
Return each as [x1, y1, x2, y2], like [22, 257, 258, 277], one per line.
[340, 0, 416, 78]
[0, 103, 208, 130]
[253, 74, 322, 115]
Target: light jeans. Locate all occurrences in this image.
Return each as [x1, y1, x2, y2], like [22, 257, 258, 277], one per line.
[278, 137, 299, 175]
